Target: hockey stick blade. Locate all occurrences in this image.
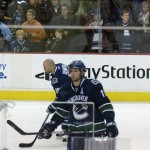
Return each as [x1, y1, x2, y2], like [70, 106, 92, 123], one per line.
[19, 130, 66, 148]
[7, 120, 37, 135]
[7, 119, 39, 148]
[19, 113, 50, 148]
[19, 131, 65, 148]
[19, 139, 36, 148]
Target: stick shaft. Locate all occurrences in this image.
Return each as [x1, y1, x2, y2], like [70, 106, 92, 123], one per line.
[19, 113, 50, 148]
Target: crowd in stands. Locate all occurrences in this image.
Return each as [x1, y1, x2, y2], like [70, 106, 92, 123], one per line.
[0, 0, 150, 53]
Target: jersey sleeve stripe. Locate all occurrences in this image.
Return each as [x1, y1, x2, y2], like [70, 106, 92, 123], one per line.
[57, 107, 69, 113]
[98, 103, 113, 113]
[55, 111, 67, 119]
[102, 109, 114, 113]
[98, 103, 111, 110]
[56, 107, 69, 118]
[51, 103, 57, 110]
[69, 121, 106, 132]
[62, 122, 70, 126]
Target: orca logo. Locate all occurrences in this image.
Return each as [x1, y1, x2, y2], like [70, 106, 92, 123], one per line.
[35, 72, 49, 81]
[51, 78, 58, 84]
[73, 104, 89, 120]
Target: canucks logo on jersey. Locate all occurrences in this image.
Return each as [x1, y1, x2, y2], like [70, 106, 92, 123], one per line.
[68, 90, 89, 120]
[73, 104, 89, 120]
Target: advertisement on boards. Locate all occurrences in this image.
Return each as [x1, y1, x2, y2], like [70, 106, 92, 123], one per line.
[32, 54, 150, 92]
[0, 54, 150, 92]
[0, 54, 11, 88]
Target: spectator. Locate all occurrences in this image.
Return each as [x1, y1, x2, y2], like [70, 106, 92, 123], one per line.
[137, 0, 150, 53]
[137, 0, 150, 28]
[50, 3, 89, 53]
[69, 0, 93, 25]
[50, 4, 73, 25]
[10, 0, 27, 25]
[35, 0, 53, 25]
[49, 3, 73, 42]
[100, 0, 119, 53]
[0, 0, 12, 23]
[45, 29, 67, 52]
[100, 0, 120, 24]
[11, 29, 30, 52]
[116, 8, 138, 53]
[118, 0, 142, 24]
[50, 0, 61, 21]
[85, 9, 103, 53]
[28, 0, 39, 22]
[7, 0, 18, 22]
[22, 9, 46, 52]
[29, 0, 37, 9]
[0, 8, 12, 52]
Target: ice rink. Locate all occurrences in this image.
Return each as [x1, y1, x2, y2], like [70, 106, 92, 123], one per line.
[1, 101, 150, 150]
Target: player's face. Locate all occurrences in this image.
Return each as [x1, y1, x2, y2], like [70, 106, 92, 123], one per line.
[70, 68, 81, 82]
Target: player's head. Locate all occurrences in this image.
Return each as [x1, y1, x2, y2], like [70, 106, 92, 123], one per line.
[43, 58, 55, 74]
[68, 60, 86, 82]
[68, 60, 86, 72]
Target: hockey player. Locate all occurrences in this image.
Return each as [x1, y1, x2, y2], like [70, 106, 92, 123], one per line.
[43, 58, 71, 137]
[39, 60, 119, 150]
[43, 58, 70, 99]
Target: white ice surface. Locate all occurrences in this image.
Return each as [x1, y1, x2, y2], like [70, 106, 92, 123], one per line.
[1, 101, 150, 150]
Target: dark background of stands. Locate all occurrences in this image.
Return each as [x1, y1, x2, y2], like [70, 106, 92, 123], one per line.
[0, 0, 149, 53]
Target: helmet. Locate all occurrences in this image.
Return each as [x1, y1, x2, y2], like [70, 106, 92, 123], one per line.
[68, 60, 86, 72]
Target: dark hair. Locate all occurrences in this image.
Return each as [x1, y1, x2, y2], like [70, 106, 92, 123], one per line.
[122, 8, 130, 15]
[61, 4, 69, 10]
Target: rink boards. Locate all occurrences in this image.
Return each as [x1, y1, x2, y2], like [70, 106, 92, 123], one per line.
[0, 53, 150, 102]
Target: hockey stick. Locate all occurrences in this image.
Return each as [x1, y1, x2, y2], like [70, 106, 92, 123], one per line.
[19, 113, 50, 148]
[7, 120, 39, 135]
[7, 119, 98, 135]
[7, 119, 66, 136]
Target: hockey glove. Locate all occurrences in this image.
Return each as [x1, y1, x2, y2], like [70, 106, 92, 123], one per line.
[38, 122, 56, 139]
[46, 104, 56, 114]
[106, 122, 119, 138]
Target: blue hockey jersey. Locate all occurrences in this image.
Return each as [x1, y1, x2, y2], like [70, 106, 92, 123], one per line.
[51, 78, 115, 133]
[50, 63, 71, 94]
